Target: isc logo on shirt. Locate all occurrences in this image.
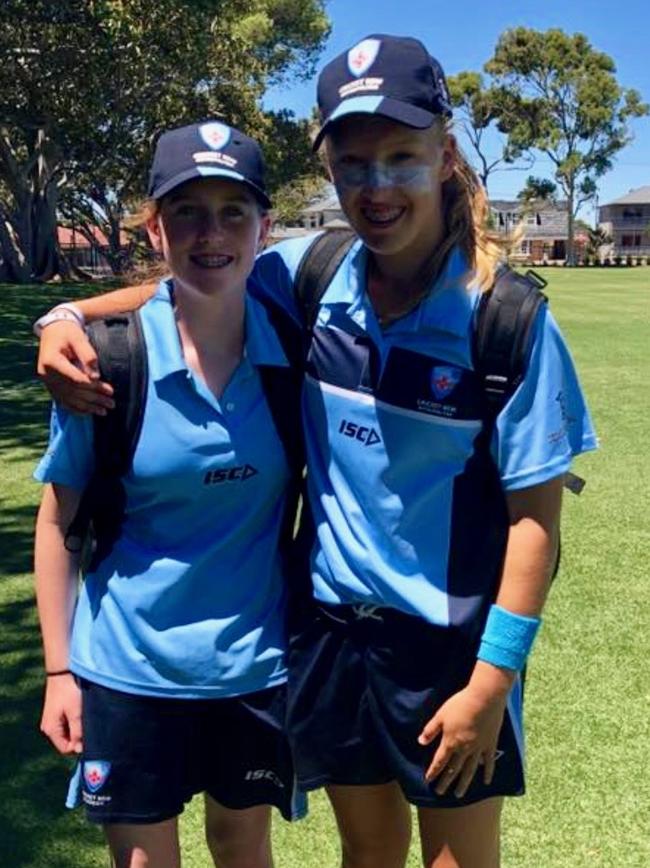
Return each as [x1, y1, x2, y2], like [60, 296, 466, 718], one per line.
[204, 464, 258, 485]
[338, 419, 381, 446]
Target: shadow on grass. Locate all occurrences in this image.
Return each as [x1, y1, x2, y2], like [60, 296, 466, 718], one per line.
[0, 286, 65, 460]
[1, 284, 108, 866]
[0, 503, 38, 578]
[0, 594, 105, 868]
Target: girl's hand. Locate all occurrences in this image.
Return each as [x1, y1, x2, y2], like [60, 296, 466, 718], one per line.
[418, 664, 514, 798]
[36, 321, 114, 415]
[40, 674, 83, 755]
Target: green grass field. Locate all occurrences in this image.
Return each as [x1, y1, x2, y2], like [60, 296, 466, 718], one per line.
[1, 270, 648, 867]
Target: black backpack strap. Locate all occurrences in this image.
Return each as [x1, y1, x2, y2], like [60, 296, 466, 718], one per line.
[474, 267, 548, 423]
[64, 312, 147, 567]
[255, 298, 314, 619]
[294, 229, 357, 327]
[256, 299, 305, 479]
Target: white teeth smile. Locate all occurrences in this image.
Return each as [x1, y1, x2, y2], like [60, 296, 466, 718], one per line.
[191, 254, 234, 268]
[362, 207, 403, 225]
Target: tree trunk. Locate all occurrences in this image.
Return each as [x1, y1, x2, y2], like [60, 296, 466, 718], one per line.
[566, 187, 576, 266]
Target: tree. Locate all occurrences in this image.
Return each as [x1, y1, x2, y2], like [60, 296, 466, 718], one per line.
[486, 27, 648, 264]
[517, 176, 557, 205]
[446, 71, 531, 192]
[585, 226, 612, 258]
[0, 0, 329, 281]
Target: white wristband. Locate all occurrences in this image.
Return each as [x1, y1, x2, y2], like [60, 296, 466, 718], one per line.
[33, 303, 86, 338]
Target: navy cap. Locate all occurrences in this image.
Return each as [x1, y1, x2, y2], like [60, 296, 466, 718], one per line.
[313, 34, 453, 149]
[147, 121, 271, 208]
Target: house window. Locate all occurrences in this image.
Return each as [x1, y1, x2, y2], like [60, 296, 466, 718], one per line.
[526, 215, 536, 225]
[621, 234, 641, 247]
[520, 240, 530, 253]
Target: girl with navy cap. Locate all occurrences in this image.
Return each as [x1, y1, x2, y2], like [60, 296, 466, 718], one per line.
[35, 34, 596, 868]
[33, 122, 305, 868]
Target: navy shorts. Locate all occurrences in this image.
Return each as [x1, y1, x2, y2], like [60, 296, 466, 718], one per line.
[71, 679, 305, 824]
[287, 602, 525, 808]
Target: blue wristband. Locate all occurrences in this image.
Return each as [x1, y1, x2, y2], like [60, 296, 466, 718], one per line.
[477, 605, 541, 672]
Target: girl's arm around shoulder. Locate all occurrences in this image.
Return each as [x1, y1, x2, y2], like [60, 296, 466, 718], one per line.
[36, 283, 157, 414]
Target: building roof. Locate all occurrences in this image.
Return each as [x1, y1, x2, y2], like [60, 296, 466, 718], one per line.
[489, 199, 568, 213]
[601, 186, 650, 206]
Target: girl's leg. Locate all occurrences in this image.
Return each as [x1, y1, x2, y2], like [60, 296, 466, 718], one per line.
[417, 797, 503, 868]
[326, 782, 412, 868]
[104, 818, 181, 868]
[204, 794, 273, 868]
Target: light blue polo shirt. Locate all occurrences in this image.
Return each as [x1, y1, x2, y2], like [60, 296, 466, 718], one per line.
[254, 238, 597, 628]
[35, 280, 291, 698]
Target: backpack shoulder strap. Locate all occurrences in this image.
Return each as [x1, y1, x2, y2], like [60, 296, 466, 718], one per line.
[89, 311, 148, 477]
[254, 298, 305, 479]
[294, 229, 357, 327]
[64, 311, 147, 559]
[474, 266, 548, 421]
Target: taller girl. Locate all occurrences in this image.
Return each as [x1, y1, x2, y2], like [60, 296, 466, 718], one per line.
[256, 33, 596, 868]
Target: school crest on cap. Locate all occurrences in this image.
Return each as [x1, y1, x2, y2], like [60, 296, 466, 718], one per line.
[83, 761, 111, 794]
[347, 38, 381, 78]
[431, 366, 461, 400]
[199, 122, 231, 151]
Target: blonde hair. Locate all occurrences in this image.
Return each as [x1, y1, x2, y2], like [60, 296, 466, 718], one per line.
[123, 199, 171, 285]
[435, 119, 512, 292]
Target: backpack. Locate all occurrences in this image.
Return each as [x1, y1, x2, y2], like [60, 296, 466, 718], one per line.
[64, 296, 306, 575]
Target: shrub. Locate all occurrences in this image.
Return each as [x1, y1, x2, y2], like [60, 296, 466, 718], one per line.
[626, 255, 634, 266]
[614, 255, 622, 266]
[603, 257, 611, 266]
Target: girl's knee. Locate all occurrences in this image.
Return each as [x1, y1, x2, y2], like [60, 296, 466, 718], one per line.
[204, 802, 272, 868]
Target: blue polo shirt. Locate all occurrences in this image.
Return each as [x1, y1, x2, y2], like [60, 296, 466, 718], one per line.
[254, 237, 597, 630]
[35, 280, 291, 698]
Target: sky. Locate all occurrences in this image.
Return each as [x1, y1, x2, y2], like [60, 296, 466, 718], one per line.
[264, 0, 650, 221]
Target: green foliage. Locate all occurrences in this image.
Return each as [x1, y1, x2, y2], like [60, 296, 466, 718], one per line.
[485, 28, 648, 264]
[446, 71, 528, 190]
[0, 0, 330, 281]
[585, 226, 612, 257]
[517, 176, 557, 204]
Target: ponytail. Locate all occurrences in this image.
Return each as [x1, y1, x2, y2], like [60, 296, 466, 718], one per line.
[439, 121, 512, 291]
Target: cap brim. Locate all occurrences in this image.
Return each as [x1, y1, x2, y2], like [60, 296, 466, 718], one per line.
[313, 95, 441, 150]
[150, 166, 271, 209]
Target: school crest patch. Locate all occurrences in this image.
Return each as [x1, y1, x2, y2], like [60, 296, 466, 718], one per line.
[347, 39, 381, 78]
[83, 760, 111, 794]
[199, 122, 231, 151]
[430, 365, 461, 400]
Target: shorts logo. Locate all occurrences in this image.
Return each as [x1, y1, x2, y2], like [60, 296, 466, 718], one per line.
[430, 366, 461, 400]
[199, 121, 231, 151]
[245, 769, 285, 789]
[83, 761, 111, 794]
[347, 39, 381, 77]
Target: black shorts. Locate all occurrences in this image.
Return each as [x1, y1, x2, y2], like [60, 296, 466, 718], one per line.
[287, 602, 525, 808]
[70, 679, 305, 824]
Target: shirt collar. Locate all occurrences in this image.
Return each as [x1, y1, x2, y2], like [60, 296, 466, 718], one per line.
[145, 278, 288, 383]
[408, 247, 478, 337]
[320, 243, 478, 338]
